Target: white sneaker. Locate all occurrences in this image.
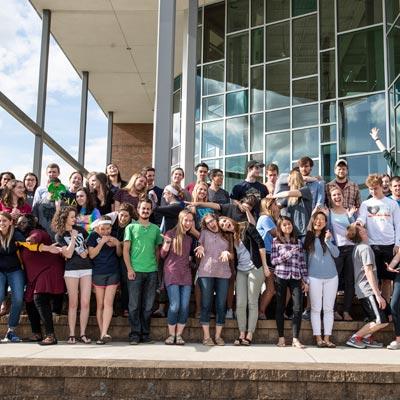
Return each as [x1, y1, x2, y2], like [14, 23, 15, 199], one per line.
[225, 309, 234, 319]
[387, 340, 400, 350]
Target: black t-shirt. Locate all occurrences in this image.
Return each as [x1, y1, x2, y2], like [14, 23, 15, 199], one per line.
[208, 187, 230, 205]
[87, 231, 119, 275]
[230, 180, 268, 202]
[219, 203, 248, 222]
[0, 231, 24, 273]
[62, 190, 78, 207]
[56, 226, 92, 271]
[95, 191, 114, 215]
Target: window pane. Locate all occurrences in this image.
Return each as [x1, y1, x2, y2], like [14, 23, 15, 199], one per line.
[321, 144, 337, 182]
[204, 3, 225, 62]
[292, 77, 318, 105]
[250, 66, 264, 112]
[250, 113, 263, 152]
[321, 101, 336, 123]
[338, 27, 384, 97]
[266, 61, 290, 109]
[225, 155, 247, 193]
[174, 76, 181, 92]
[171, 146, 180, 166]
[205, 158, 224, 170]
[265, 109, 290, 131]
[265, 131, 291, 172]
[194, 124, 200, 165]
[251, 28, 264, 65]
[226, 90, 248, 116]
[266, 0, 290, 22]
[227, 0, 249, 33]
[196, 67, 201, 121]
[292, 15, 317, 77]
[251, 0, 264, 26]
[203, 62, 224, 96]
[292, 104, 318, 128]
[320, 0, 335, 49]
[292, 0, 317, 17]
[202, 120, 224, 158]
[266, 22, 290, 61]
[203, 95, 224, 120]
[337, 0, 382, 32]
[388, 23, 400, 84]
[292, 127, 319, 160]
[321, 124, 337, 142]
[227, 33, 249, 91]
[339, 93, 386, 154]
[197, 25, 202, 64]
[321, 50, 336, 100]
[226, 116, 248, 154]
[386, 0, 400, 25]
[172, 91, 181, 146]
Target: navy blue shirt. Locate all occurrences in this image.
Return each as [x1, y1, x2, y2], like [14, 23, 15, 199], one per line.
[87, 231, 119, 275]
[0, 231, 24, 273]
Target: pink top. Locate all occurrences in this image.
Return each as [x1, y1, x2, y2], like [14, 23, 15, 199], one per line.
[161, 229, 193, 287]
[198, 229, 231, 279]
[0, 201, 32, 215]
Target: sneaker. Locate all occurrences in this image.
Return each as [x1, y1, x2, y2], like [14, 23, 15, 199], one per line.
[225, 309, 234, 319]
[362, 337, 383, 348]
[141, 337, 154, 344]
[129, 336, 140, 345]
[346, 336, 366, 349]
[387, 340, 400, 350]
[302, 309, 311, 321]
[2, 331, 21, 343]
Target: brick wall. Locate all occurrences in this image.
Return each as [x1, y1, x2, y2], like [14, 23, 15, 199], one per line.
[111, 123, 153, 181]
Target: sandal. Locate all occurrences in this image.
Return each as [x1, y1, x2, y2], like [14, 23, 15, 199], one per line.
[242, 338, 252, 346]
[78, 335, 92, 344]
[96, 338, 106, 345]
[40, 335, 57, 346]
[292, 339, 305, 349]
[214, 337, 225, 346]
[234, 338, 245, 346]
[176, 335, 185, 345]
[165, 335, 175, 345]
[102, 334, 112, 343]
[324, 341, 336, 348]
[67, 336, 76, 344]
[202, 337, 214, 346]
[316, 340, 326, 348]
[28, 333, 43, 342]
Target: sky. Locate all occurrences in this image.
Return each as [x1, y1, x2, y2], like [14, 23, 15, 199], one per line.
[0, 0, 108, 184]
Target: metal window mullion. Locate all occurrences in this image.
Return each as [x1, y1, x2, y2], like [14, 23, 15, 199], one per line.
[247, 0, 251, 160]
[317, 0, 322, 176]
[334, 0, 339, 161]
[222, 0, 228, 184]
[289, 0, 293, 166]
[337, 22, 384, 36]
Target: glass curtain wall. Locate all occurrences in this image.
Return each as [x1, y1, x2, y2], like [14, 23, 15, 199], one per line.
[173, 0, 394, 194]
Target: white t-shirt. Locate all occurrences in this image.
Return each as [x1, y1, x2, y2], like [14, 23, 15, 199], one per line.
[357, 196, 400, 245]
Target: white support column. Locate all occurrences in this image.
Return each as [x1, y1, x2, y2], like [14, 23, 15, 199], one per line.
[153, 0, 176, 187]
[180, 0, 198, 183]
[106, 111, 114, 165]
[78, 71, 89, 166]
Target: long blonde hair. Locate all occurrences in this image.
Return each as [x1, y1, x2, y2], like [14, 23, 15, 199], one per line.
[0, 212, 14, 250]
[192, 181, 209, 203]
[260, 197, 276, 217]
[288, 169, 305, 206]
[172, 209, 194, 256]
[123, 173, 147, 200]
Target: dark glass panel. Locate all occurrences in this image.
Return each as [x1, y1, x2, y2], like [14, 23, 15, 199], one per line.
[321, 50, 336, 100]
[251, 65, 264, 112]
[321, 124, 337, 142]
[226, 90, 248, 116]
[265, 109, 290, 131]
[266, 0, 290, 22]
[227, 33, 249, 90]
[292, 0, 317, 17]
[203, 62, 224, 96]
[321, 144, 337, 182]
[338, 27, 384, 96]
[197, 26, 202, 64]
[194, 124, 200, 165]
[226, 116, 248, 154]
[266, 61, 290, 109]
[320, 0, 335, 49]
[292, 77, 318, 105]
[339, 93, 386, 154]
[321, 101, 336, 123]
[250, 113, 263, 152]
[198, 8, 203, 25]
[251, 28, 264, 65]
[266, 21, 290, 61]
[265, 131, 291, 172]
[292, 127, 319, 159]
[251, 0, 264, 26]
[292, 104, 318, 128]
[388, 23, 400, 84]
[386, 0, 400, 26]
[337, 0, 382, 32]
[227, 0, 249, 33]
[174, 76, 181, 92]
[203, 95, 224, 120]
[204, 3, 225, 62]
[292, 15, 317, 77]
[225, 155, 247, 192]
[202, 120, 224, 158]
[195, 67, 201, 121]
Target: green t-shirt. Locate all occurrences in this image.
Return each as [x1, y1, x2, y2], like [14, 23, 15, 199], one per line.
[124, 221, 163, 273]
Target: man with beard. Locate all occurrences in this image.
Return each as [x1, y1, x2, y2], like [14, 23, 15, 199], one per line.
[123, 199, 164, 345]
[390, 177, 400, 207]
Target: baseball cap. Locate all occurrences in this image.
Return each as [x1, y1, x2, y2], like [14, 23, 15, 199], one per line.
[246, 160, 265, 170]
[334, 159, 348, 168]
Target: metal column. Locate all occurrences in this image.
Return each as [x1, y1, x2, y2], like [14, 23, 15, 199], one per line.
[152, 0, 176, 187]
[33, 9, 51, 181]
[180, 0, 198, 182]
[78, 71, 89, 166]
[106, 111, 114, 165]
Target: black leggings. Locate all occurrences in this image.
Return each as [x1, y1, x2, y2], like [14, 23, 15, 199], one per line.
[275, 277, 303, 338]
[26, 293, 55, 336]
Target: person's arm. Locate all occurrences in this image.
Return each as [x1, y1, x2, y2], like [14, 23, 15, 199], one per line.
[185, 201, 221, 211]
[356, 203, 367, 225]
[271, 189, 302, 199]
[271, 242, 294, 265]
[61, 230, 78, 259]
[241, 203, 256, 225]
[370, 127, 387, 152]
[160, 235, 172, 258]
[123, 240, 136, 280]
[88, 236, 109, 259]
[392, 203, 400, 252]
[385, 250, 400, 273]
[325, 231, 340, 258]
[370, 127, 400, 175]
[364, 265, 386, 309]
[316, 180, 325, 207]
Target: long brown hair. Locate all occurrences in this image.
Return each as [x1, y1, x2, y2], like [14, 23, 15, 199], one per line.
[1, 179, 26, 208]
[51, 206, 76, 235]
[0, 211, 14, 249]
[304, 211, 328, 254]
[276, 216, 298, 244]
[172, 209, 194, 256]
[288, 169, 305, 206]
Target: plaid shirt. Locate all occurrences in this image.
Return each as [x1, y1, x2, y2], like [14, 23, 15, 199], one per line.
[325, 179, 361, 209]
[271, 238, 308, 280]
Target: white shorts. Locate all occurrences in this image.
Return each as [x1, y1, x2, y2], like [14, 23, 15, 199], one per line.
[64, 269, 92, 279]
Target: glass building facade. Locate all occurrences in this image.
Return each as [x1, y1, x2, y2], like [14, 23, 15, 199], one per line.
[172, 0, 400, 196]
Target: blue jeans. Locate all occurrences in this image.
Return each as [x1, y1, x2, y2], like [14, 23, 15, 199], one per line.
[391, 274, 400, 337]
[0, 269, 25, 328]
[198, 277, 229, 326]
[127, 271, 158, 340]
[166, 285, 191, 325]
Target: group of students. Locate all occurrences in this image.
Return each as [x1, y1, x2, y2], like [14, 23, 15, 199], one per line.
[0, 127, 399, 350]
